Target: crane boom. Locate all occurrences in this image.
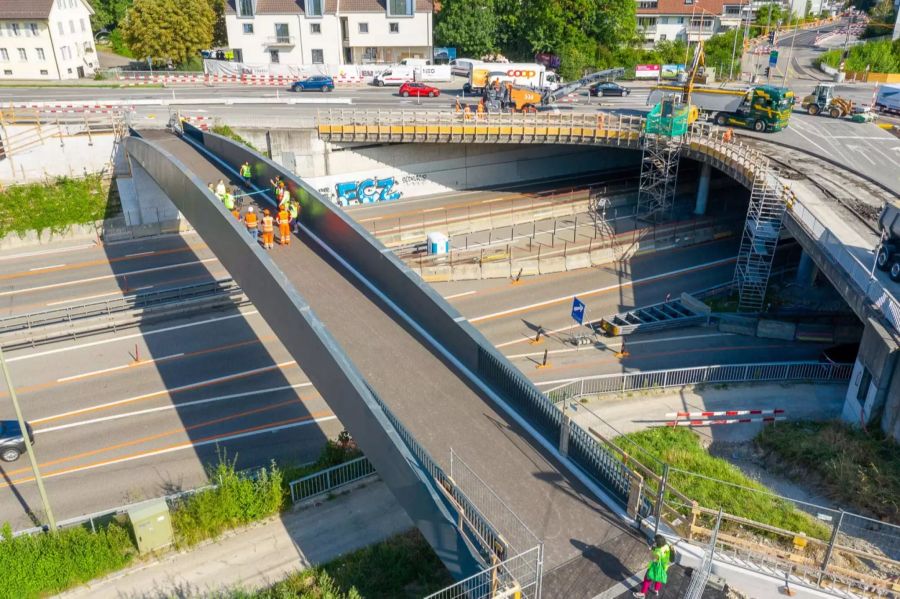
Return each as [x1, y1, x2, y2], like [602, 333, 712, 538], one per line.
[541, 67, 626, 105]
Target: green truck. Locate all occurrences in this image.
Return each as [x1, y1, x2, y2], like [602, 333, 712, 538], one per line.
[647, 84, 794, 132]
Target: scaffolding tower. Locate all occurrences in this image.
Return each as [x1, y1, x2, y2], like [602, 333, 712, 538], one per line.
[733, 167, 787, 312]
[635, 134, 682, 224]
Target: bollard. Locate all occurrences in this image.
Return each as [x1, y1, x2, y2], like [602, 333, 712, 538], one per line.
[512, 267, 524, 285]
[530, 327, 544, 345]
[134, 343, 140, 363]
[535, 348, 550, 369]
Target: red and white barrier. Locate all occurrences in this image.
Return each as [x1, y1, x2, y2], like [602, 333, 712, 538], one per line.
[114, 72, 368, 87]
[666, 415, 785, 427]
[665, 409, 784, 418]
[182, 115, 212, 131]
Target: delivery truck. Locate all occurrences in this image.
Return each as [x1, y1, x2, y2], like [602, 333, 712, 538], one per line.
[373, 65, 452, 86]
[876, 201, 900, 282]
[875, 84, 900, 115]
[647, 84, 794, 132]
[463, 63, 561, 94]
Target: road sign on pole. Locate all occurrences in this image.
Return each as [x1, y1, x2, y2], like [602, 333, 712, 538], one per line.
[768, 50, 779, 67]
[571, 297, 586, 325]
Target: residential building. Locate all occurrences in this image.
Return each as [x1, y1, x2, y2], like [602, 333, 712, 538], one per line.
[224, 0, 433, 66]
[636, 0, 730, 44]
[0, 0, 97, 80]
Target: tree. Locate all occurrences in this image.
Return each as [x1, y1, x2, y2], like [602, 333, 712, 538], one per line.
[207, 0, 228, 47]
[120, 0, 214, 66]
[433, 0, 498, 57]
[863, 0, 897, 38]
[87, 0, 132, 31]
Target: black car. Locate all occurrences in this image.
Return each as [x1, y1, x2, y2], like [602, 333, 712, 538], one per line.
[1, 420, 34, 462]
[589, 82, 630, 97]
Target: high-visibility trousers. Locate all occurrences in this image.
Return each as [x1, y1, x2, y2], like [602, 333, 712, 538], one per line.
[279, 223, 291, 244]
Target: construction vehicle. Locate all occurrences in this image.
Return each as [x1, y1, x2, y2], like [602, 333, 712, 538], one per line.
[875, 201, 900, 282]
[480, 67, 625, 114]
[464, 63, 561, 94]
[800, 83, 854, 118]
[647, 41, 794, 132]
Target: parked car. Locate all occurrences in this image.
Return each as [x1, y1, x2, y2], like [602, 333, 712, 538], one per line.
[291, 75, 334, 92]
[589, 82, 630, 97]
[399, 82, 441, 98]
[1, 420, 34, 462]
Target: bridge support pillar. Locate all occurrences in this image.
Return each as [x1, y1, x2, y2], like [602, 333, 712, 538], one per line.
[694, 162, 711, 216]
[559, 414, 571, 457]
[842, 317, 900, 436]
[795, 249, 818, 287]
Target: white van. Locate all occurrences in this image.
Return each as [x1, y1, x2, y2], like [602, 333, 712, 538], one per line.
[450, 58, 480, 78]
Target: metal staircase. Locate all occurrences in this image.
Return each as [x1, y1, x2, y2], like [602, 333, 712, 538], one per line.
[635, 133, 682, 224]
[733, 168, 787, 312]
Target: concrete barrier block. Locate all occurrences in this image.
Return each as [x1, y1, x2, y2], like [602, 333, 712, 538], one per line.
[451, 264, 481, 281]
[590, 248, 615, 265]
[718, 315, 758, 336]
[421, 265, 452, 283]
[680, 293, 712, 316]
[539, 256, 566, 274]
[565, 253, 591, 271]
[757, 319, 797, 341]
[482, 261, 511, 279]
[512, 259, 539, 277]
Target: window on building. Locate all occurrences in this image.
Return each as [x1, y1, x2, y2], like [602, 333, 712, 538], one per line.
[307, 0, 323, 17]
[67, 67, 72, 73]
[58, 22, 64, 35]
[274, 23, 289, 42]
[0, 49, 8, 61]
[57, 0, 64, 8]
[37, 48, 45, 60]
[40, 69, 48, 75]
[684, 0, 693, 5]
[310, 22, 321, 34]
[17, 48, 26, 61]
[363, 47, 376, 61]
[389, 22, 399, 33]
[358, 22, 369, 33]
[238, 0, 254, 17]
[243, 23, 254, 34]
[11, 23, 20, 36]
[659, 33, 667, 40]
[3, 70, 12, 75]
[80, 18, 86, 32]
[269, 49, 279, 63]
[29, 23, 39, 36]
[637, 1, 658, 8]
[311, 48, 324, 64]
[387, 0, 413, 16]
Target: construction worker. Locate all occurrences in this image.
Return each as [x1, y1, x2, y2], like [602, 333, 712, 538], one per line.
[272, 177, 283, 204]
[289, 200, 300, 234]
[215, 179, 227, 199]
[279, 184, 291, 210]
[455, 97, 461, 113]
[261, 208, 275, 249]
[223, 188, 235, 212]
[723, 127, 734, 143]
[240, 161, 252, 185]
[231, 206, 242, 221]
[463, 104, 472, 120]
[207, 182, 216, 195]
[277, 204, 291, 245]
[245, 206, 258, 242]
[476, 100, 485, 119]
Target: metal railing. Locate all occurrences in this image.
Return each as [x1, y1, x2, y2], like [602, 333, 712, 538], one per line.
[545, 361, 853, 404]
[683, 509, 723, 599]
[425, 545, 543, 599]
[288, 456, 377, 503]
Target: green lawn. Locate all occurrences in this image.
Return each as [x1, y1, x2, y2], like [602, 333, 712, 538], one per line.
[0, 175, 116, 238]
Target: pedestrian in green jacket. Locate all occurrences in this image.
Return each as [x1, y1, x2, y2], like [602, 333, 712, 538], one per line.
[633, 535, 674, 597]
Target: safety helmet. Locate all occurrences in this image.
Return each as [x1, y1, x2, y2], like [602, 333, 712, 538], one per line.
[247, 206, 254, 212]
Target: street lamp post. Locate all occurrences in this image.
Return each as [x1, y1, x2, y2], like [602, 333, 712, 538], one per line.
[0, 347, 57, 533]
[781, 19, 800, 87]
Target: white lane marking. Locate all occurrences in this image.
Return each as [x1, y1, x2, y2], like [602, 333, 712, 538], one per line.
[20, 416, 337, 485]
[55, 352, 185, 383]
[0, 258, 217, 298]
[422, 207, 445, 213]
[6, 309, 260, 363]
[126, 251, 154, 257]
[444, 290, 477, 300]
[29, 264, 65, 271]
[470, 256, 735, 323]
[506, 333, 732, 359]
[32, 359, 297, 425]
[0, 242, 96, 262]
[36, 383, 314, 434]
[46, 290, 120, 306]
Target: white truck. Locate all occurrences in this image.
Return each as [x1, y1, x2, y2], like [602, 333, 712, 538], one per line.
[876, 201, 900, 282]
[874, 84, 900, 115]
[373, 64, 453, 86]
[463, 63, 561, 94]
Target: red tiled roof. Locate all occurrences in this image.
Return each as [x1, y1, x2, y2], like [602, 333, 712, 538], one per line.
[326, 0, 432, 11]
[636, 0, 726, 15]
[225, 0, 304, 15]
[0, 0, 55, 19]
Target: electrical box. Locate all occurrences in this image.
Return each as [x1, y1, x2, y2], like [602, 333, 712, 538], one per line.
[127, 498, 173, 555]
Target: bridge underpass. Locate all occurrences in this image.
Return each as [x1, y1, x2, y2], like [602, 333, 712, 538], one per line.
[125, 127, 657, 598]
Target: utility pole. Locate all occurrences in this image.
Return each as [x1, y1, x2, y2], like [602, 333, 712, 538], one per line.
[0, 347, 56, 533]
[782, 19, 799, 86]
[729, 0, 747, 80]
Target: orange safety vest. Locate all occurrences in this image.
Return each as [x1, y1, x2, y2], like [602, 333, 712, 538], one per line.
[262, 215, 274, 233]
[232, 208, 241, 220]
[277, 209, 290, 226]
[245, 212, 258, 229]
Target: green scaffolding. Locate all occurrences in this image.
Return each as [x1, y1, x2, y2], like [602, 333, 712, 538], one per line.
[644, 100, 689, 137]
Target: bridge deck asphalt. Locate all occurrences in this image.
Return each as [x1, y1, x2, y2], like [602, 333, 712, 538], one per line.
[137, 129, 649, 598]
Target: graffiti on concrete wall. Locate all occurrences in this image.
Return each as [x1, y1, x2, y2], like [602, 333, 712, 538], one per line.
[333, 176, 402, 206]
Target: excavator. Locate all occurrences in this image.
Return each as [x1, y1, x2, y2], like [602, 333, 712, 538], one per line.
[480, 67, 626, 114]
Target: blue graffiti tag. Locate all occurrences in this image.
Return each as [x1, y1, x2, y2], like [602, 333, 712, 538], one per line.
[335, 176, 402, 206]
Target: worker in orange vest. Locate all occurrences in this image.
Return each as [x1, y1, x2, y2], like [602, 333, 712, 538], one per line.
[261, 208, 275, 249]
[244, 206, 258, 243]
[231, 206, 242, 221]
[277, 205, 291, 246]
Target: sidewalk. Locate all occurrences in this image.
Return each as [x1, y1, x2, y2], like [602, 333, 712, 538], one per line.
[60, 481, 412, 598]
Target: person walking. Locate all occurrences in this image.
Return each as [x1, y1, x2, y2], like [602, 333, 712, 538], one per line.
[240, 161, 252, 185]
[261, 208, 275, 249]
[245, 206, 258, 243]
[633, 535, 675, 598]
[277, 205, 291, 246]
[289, 200, 300, 234]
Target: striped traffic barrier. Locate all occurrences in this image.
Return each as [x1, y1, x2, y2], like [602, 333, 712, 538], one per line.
[665, 409, 784, 418]
[666, 416, 785, 427]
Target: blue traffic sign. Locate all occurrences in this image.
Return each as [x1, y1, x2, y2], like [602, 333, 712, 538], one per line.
[571, 297, 586, 325]
[768, 50, 779, 67]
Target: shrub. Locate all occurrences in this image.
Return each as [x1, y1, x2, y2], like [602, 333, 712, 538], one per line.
[0, 521, 135, 599]
[0, 175, 114, 238]
[817, 39, 900, 73]
[211, 124, 261, 153]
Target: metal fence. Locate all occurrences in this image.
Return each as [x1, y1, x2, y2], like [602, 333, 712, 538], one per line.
[424, 545, 544, 599]
[288, 456, 377, 504]
[683, 509, 723, 599]
[545, 361, 853, 405]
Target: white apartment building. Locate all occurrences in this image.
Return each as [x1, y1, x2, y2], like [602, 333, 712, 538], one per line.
[637, 0, 730, 44]
[225, 0, 433, 66]
[0, 0, 97, 80]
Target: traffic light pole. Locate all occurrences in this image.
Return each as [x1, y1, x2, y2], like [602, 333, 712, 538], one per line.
[0, 347, 57, 533]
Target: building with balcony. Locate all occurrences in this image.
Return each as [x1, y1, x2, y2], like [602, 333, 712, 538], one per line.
[224, 0, 433, 66]
[636, 0, 729, 44]
[0, 0, 98, 80]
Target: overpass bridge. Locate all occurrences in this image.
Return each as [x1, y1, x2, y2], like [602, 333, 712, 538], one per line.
[316, 109, 900, 441]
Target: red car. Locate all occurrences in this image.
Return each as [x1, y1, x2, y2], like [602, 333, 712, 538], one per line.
[399, 82, 440, 98]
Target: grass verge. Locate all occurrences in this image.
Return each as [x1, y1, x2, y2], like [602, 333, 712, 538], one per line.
[756, 420, 900, 522]
[220, 529, 453, 599]
[211, 124, 262, 154]
[618, 427, 830, 539]
[0, 175, 117, 238]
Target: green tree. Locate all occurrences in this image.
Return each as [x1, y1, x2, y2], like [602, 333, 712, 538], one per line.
[87, 0, 132, 31]
[207, 0, 228, 47]
[863, 0, 897, 37]
[120, 0, 214, 66]
[704, 28, 745, 79]
[433, 0, 498, 57]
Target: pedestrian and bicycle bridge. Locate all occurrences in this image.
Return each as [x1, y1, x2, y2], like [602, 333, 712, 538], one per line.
[122, 111, 900, 599]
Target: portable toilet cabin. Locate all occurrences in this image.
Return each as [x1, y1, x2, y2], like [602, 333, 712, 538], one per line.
[426, 232, 450, 255]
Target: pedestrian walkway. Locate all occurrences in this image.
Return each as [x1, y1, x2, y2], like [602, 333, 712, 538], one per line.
[59, 482, 412, 599]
